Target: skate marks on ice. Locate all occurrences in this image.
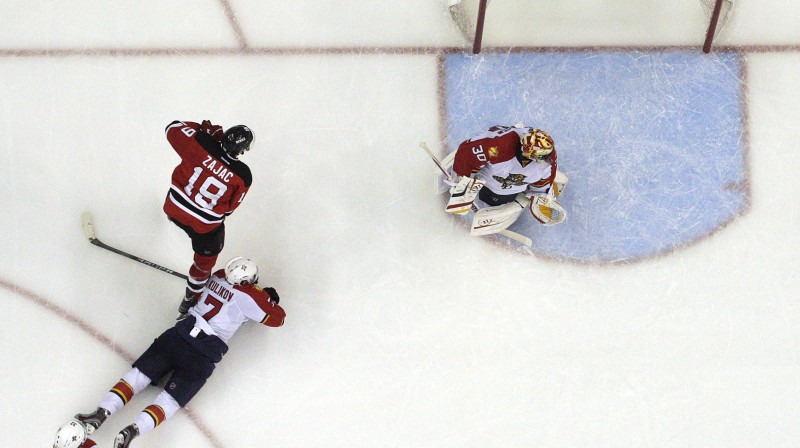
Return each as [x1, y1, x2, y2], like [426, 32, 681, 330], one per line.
[442, 50, 748, 263]
[0, 278, 226, 448]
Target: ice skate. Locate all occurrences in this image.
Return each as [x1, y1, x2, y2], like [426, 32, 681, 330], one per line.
[176, 289, 198, 320]
[74, 407, 110, 435]
[113, 423, 139, 448]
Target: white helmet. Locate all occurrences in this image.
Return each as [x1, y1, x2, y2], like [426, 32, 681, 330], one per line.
[225, 256, 259, 286]
[53, 420, 87, 448]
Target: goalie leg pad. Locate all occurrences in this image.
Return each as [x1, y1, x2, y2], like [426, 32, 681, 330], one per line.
[446, 176, 486, 214]
[470, 194, 529, 236]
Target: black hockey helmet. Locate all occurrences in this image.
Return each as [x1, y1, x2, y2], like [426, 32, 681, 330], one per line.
[222, 125, 254, 157]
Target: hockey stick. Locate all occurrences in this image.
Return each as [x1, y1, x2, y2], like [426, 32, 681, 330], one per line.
[418, 142, 533, 248]
[496, 227, 532, 247]
[419, 142, 456, 184]
[81, 212, 188, 280]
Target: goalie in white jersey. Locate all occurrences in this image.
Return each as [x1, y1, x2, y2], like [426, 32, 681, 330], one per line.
[53, 256, 285, 448]
[445, 125, 568, 236]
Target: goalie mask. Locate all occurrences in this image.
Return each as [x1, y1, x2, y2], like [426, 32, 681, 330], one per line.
[225, 256, 259, 286]
[520, 129, 554, 160]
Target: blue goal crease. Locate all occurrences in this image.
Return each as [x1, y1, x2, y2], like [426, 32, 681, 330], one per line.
[444, 51, 746, 263]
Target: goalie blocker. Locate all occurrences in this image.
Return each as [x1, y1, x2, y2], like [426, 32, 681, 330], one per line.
[445, 176, 486, 214]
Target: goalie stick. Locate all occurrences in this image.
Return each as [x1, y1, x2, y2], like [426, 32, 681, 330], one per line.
[81, 212, 188, 280]
[419, 141, 456, 185]
[418, 142, 533, 248]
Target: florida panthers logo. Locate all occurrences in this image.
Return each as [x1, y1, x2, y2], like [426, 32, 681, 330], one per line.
[493, 173, 526, 189]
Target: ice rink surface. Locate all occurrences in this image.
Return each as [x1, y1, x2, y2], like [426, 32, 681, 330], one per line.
[1, 1, 800, 447]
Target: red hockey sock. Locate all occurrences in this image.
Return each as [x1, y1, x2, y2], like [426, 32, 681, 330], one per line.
[187, 254, 217, 294]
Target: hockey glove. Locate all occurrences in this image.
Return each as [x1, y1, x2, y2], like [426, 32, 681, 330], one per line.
[200, 120, 224, 141]
[264, 287, 280, 305]
[528, 195, 566, 226]
[446, 176, 485, 214]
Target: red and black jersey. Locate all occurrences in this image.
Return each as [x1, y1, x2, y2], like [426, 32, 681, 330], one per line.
[452, 129, 521, 177]
[163, 121, 252, 234]
[453, 125, 558, 196]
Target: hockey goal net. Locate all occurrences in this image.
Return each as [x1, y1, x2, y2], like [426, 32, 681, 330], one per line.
[447, 0, 734, 54]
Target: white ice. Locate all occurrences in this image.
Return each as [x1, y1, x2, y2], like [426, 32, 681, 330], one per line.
[1, 1, 800, 447]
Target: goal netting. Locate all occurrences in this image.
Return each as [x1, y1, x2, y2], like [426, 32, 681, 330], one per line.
[446, 0, 489, 54]
[447, 0, 735, 54]
[701, 0, 734, 52]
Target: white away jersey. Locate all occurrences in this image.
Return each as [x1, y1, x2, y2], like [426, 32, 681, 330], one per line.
[188, 270, 285, 343]
[476, 156, 555, 196]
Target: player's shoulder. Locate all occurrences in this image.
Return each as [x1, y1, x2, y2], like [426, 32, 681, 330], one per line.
[224, 157, 252, 187]
[201, 134, 252, 186]
[482, 132, 519, 163]
[234, 283, 273, 306]
[191, 130, 253, 187]
[232, 159, 252, 187]
[233, 282, 265, 297]
[165, 120, 199, 134]
[205, 270, 230, 292]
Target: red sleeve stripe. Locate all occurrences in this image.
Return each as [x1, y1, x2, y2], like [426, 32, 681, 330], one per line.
[530, 179, 550, 187]
[110, 380, 134, 404]
[144, 405, 166, 427]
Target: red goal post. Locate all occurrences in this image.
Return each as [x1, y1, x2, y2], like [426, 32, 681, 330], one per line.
[702, 0, 734, 53]
[447, 0, 489, 54]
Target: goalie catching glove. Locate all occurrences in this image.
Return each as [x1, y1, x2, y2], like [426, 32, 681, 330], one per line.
[445, 176, 485, 214]
[529, 195, 566, 226]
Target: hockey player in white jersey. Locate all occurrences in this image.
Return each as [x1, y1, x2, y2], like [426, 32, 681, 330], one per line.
[52, 256, 285, 448]
[445, 125, 568, 236]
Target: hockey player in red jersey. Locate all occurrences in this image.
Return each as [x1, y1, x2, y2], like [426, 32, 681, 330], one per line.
[53, 257, 284, 448]
[162, 120, 255, 318]
[445, 125, 568, 235]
